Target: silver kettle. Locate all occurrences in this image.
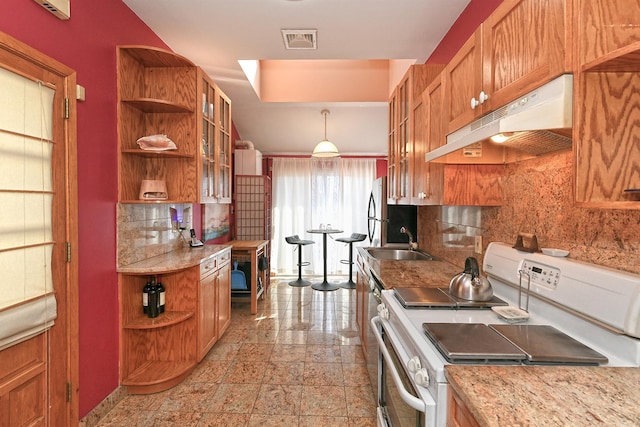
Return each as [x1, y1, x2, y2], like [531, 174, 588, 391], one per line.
[449, 256, 493, 301]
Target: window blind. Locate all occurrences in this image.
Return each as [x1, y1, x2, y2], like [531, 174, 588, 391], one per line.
[0, 66, 57, 350]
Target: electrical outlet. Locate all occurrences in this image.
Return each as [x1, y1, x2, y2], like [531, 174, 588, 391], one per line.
[474, 236, 483, 254]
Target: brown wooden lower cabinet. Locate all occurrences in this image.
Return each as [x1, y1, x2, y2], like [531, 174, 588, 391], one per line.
[448, 387, 481, 427]
[119, 247, 231, 394]
[0, 333, 47, 427]
[198, 250, 231, 361]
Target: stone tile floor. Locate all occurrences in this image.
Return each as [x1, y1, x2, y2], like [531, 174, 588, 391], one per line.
[95, 277, 376, 426]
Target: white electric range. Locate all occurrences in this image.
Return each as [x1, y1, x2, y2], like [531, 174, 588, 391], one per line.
[372, 242, 640, 427]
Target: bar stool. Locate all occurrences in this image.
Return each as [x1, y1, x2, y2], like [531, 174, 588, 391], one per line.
[285, 235, 315, 287]
[336, 233, 367, 289]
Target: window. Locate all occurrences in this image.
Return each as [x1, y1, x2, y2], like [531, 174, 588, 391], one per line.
[272, 157, 375, 276]
[0, 67, 57, 349]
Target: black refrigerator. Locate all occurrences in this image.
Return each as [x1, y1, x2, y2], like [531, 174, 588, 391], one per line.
[367, 176, 417, 247]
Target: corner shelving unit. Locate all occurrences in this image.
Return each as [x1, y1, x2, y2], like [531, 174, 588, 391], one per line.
[117, 45, 198, 204]
[119, 267, 199, 394]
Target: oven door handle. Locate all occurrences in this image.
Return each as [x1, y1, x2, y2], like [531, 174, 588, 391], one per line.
[371, 316, 427, 413]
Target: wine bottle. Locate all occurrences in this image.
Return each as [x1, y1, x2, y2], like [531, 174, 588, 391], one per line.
[143, 277, 152, 314]
[148, 280, 159, 318]
[156, 276, 165, 313]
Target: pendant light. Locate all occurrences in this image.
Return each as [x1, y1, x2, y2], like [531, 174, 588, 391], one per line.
[312, 109, 340, 157]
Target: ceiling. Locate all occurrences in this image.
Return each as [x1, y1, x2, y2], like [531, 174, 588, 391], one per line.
[122, 0, 471, 156]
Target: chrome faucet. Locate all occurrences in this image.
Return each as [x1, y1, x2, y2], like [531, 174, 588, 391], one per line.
[400, 226, 418, 251]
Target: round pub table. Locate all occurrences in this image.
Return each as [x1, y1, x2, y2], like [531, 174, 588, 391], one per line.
[307, 228, 343, 291]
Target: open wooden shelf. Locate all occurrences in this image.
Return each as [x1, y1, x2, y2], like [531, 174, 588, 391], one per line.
[123, 45, 194, 68]
[117, 45, 231, 204]
[231, 286, 263, 300]
[120, 149, 194, 159]
[582, 41, 640, 72]
[122, 98, 194, 113]
[121, 360, 195, 394]
[123, 311, 194, 329]
[119, 199, 192, 204]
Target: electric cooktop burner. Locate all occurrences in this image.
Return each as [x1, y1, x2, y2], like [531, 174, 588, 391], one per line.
[422, 323, 609, 365]
[394, 287, 508, 309]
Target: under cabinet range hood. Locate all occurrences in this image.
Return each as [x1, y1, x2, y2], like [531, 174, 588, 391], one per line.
[426, 74, 573, 163]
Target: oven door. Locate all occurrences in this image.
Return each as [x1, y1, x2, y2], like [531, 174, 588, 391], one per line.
[372, 316, 436, 427]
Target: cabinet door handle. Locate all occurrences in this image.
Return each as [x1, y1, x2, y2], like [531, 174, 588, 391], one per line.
[478, 90, 489, 104]
[471, 91, 489, 109]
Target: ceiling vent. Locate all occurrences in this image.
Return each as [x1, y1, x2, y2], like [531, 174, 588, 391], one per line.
[281, 30, 317, 50]
[33, 0, 70, 20]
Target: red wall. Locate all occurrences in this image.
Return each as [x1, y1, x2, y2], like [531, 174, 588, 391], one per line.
[0, 0, 168, 417]
[1, 0, 501, 419]
[426, 0, 504, 64]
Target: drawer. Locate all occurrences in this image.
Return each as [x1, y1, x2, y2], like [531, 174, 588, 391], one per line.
[200, 257, 217, 278]
[218, 248, 231, 265]
[200, 248, 232, 278]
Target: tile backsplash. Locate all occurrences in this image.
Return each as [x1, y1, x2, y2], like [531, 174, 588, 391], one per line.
[117, 203, 191, 266]
[418, 150, 640, 275]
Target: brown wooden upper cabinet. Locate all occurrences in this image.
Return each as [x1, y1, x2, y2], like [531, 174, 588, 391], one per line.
[412, 72, 504, 207]
[574, 0, 640, 209]
[387, 67, 414, 204]
[117, 46, 231, 204]
[443, 0, 572, 134]
[198, 71, 232, 204]
[388, 64, 442, 204]
[412, 73, 445, 205]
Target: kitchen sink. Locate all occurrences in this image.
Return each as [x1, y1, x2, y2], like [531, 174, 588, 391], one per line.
[365, 248, 435, 261]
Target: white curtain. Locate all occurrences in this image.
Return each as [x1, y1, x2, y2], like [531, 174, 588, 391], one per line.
[272, 157, 376, 277]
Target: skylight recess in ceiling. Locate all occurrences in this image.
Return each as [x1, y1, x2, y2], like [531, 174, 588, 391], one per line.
[281, 30, 317, 50]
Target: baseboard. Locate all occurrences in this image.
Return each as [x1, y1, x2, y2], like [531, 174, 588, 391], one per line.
[78, 386, 127, 427]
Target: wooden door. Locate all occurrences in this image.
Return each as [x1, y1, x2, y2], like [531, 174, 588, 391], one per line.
[0, 32, 79, 426]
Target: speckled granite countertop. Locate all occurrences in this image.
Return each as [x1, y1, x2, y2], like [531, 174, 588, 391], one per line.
[446, 365, 640, 427]
[117, 244, 231, 274]
[357, 247, 461, 289]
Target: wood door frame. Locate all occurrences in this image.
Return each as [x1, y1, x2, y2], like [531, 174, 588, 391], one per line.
[0, 31, 79, 425]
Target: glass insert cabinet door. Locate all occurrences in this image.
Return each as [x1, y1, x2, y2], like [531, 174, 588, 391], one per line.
[217, 90, 231, 203]
[201, 76, 216, 202]
[200, 73, 231, 204]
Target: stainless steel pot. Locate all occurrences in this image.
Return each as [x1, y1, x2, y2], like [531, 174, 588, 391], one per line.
[449, 256, 493, 301]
